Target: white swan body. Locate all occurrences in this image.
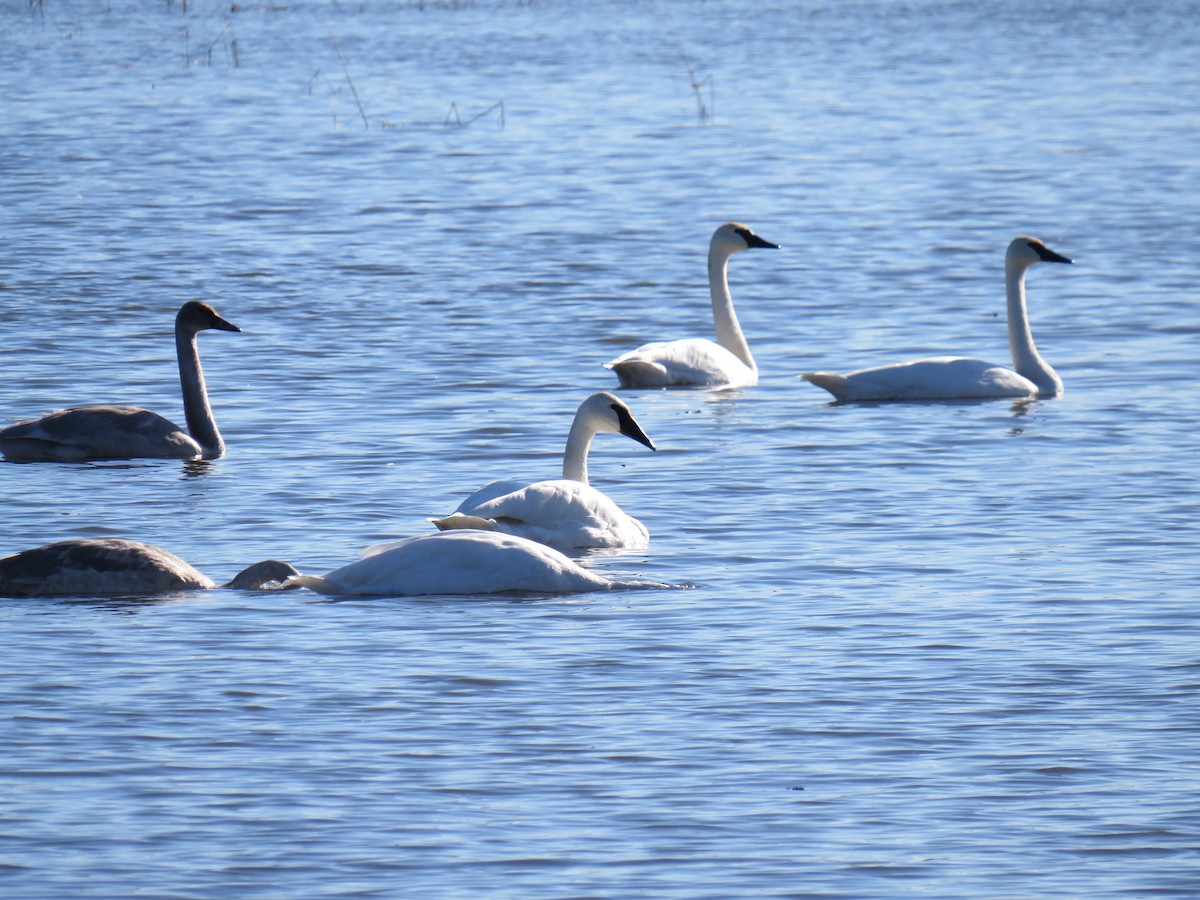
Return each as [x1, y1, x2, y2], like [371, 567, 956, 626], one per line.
[0, 301, 241, 461]
[287, 531, 659, 596]
[0, 538, 299, 597]
[433, 392, 656, 550]
[804, 356, 1042, 401]
[435, 480, 650, 550]
[606, 221, 779, 389]
[801, 237, 1072, 401]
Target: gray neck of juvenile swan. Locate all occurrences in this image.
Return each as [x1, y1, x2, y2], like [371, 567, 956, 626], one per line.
[1005, 257, 1062, 395]
[561, 417, 595, 484]
[709, 244, 755, 371]
[177, 327, 224, 458]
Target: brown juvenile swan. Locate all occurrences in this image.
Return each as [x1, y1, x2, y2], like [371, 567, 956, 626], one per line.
[0, 538, 298, 597]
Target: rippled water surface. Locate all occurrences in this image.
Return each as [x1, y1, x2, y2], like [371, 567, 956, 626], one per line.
[3, 1, 1200, 896]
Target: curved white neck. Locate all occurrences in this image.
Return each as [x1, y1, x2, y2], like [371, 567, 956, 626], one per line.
[561, 417, 595, 484]
[177, 329, 224, 458]
[709, 245, 755, 371]
[1005, 258, 1061, 395]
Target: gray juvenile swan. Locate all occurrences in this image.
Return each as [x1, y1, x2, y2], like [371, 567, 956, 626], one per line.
[605, 222, 779, 389]
[0, 538, 299, 597]
[0, 301, 241, 461]
[801, 237, 1073, 401]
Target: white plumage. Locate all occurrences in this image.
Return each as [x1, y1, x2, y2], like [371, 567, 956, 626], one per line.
[801, 237, 1073, 401]
[605, 221, 779, 389]
[433, 392, 656, 550]
[286, 531, 662, 597]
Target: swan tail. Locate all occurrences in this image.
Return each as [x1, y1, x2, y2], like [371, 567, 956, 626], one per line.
[431, 513, 497, 533]
[606, 359, 669, 388]
[801, 372, 852, 400]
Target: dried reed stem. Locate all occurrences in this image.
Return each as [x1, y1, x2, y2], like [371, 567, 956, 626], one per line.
[329, 32, 369, 130]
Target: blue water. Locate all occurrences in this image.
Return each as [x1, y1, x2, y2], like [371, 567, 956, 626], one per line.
[2, 1, 1200, 896]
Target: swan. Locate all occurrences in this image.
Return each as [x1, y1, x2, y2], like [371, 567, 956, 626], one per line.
[605, 221, 779, 389]
[801, 236, 1073, 401]
[0, 301, 241, 461]
[0, 538, 300, 597]
[432, 392, 656, 550]
[286, 530, 664, 596]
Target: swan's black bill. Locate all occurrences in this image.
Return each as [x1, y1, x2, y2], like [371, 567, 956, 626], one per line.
[612, 403, 656, 451]
[182, 300, 242, 333]
[1035, 244, 1073, 265]
[736, 226, 780, 250]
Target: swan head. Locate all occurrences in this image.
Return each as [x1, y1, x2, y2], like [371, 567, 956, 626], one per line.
[711, 222, 780, 258]
[1007, 236, 1073, 268]
[225, 559, 302, 590]
[177, 300, 242, 336]
[578, 392, 656, 451]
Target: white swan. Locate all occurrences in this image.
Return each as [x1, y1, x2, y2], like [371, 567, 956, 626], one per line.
[605, 221, 779, 389]
[432, 392, 656, 550]
[0, 538, 300, 597]
[0, 301, 241, 461]
[286, 531, 663, 596]
[801, 237, 1073, 401]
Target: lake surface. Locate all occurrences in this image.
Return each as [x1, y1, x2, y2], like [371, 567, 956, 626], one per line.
[2, 0, 1199, 896]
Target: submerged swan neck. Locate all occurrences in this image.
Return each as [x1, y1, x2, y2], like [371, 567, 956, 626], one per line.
[1005, 257, 1060, 395]
[709, 244, 755, 371]
[562, 416, 594, 484]
[176, 326, 224, 458]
